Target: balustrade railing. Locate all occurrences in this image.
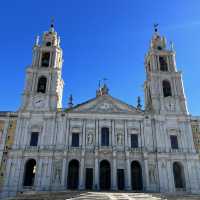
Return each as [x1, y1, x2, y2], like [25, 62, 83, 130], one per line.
[6, 144, 197, 154]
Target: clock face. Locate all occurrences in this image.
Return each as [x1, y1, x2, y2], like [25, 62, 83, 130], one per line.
[33, 96, 45, 108]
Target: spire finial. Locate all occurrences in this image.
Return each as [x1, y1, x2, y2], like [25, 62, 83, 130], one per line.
[68, 94, 73, 108]
[170, 41, 174, 51]
[51, 17, 54, 28]
[137, 96, 142, 109]
[35, 35, 39, 46]
[154, 23, 159, 33]
[49, 17, 55, 32]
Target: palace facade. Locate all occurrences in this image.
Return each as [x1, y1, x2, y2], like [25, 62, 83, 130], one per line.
[1, 24, 200, 198]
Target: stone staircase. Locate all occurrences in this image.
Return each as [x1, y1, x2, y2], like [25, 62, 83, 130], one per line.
[4, 191, 200, 200]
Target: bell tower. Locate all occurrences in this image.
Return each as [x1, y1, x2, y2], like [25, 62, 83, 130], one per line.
[21, 22, 64, 111]
[144, 26, 188, 115]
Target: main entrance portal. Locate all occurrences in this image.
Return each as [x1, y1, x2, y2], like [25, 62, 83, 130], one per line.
[100, 160, 111, 190]
[67, 160, 79, 189]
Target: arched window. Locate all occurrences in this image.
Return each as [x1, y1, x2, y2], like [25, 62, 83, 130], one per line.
[41, 52, 50, 67]
[46, 42, 51, 47]
[162, 80, 172, 97]
[101, 127, 109, 146]
[37, 76, 47, 93]
[159, 56, 168, 71]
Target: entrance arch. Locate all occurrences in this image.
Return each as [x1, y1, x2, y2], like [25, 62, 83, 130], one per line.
[131, 161, 143, 191]
[67, 159, 79, 189]
[99, 160, 111, 190]
[23, 159, 36, 187]
[173, 162, 185, 189]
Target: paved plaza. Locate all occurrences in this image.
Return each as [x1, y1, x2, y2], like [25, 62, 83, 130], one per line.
[5, 191, 200, 200]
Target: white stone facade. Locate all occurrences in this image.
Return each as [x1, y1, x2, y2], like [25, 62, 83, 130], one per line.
[1, 25, 200, 198]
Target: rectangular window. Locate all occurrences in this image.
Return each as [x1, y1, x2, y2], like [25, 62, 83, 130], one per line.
[101, 127, 109, 146]
[72, 133, 79, 147]
[41, 52, 50, 67]
[170, 135, 178, 149]
[30, 132, 39, 146]
[131, 134, 138, 148]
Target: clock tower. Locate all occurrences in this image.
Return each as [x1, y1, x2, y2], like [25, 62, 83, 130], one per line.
[20, 22, 64, 111]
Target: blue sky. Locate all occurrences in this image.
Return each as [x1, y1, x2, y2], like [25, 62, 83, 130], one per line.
[0, 0, 200, 115]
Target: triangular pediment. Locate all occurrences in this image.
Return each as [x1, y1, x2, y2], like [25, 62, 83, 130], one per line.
[66, 95, 142, 114]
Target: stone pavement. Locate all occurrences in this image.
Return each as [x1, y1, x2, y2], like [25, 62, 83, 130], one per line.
[5, 191, 200, 200]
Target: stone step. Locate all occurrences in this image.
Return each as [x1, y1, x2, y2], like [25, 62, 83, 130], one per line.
[5, 191, 200, 200]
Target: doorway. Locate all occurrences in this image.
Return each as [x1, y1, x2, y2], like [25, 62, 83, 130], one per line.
[85, 168, 93, 189]
[99, 160, 111, 190]
[23, 159, 36, 187]
[131, 161, 143, 191]
[117, 169, 125, 190]
[67, 160, 79, 189]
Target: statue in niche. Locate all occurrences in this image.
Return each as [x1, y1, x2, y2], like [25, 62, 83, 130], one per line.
[117, 134, 123, 145]
[87, 133, 93, 145]
[149, 164, 156, 184]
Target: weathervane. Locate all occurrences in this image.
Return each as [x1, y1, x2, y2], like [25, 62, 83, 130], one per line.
[154, 23, 159, 33]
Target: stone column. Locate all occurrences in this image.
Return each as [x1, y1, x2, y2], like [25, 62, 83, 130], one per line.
[111, 120, 115, 147]
[124, 120, 128, 150]
[35, 158, 43, 191]
[95, 120, 99, 146]
[166, 160, 174, 192]
[112, 151, 117, 190]
[22, 119, 29, 148]
[82, 120, 86, 147]
[125, 151, 131, 190]
[61, 157, 67, 188]
[4, 158, 12, 187]
[94, 150, 99, 190]
[66, 120, 70, 148]
[79, 151, 85, 190]
[144, 159, 149, 191]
